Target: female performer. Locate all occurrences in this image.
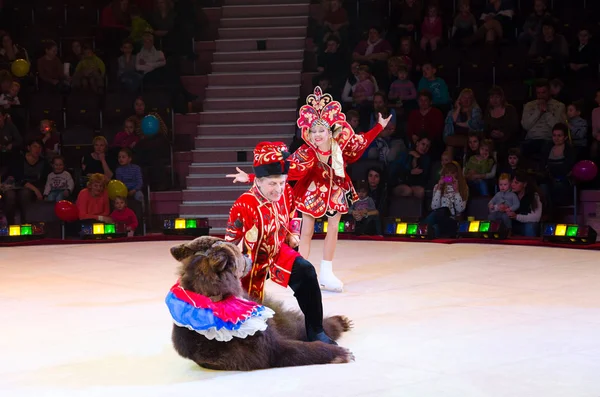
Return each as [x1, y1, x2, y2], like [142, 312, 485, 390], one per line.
[229, 86, 391, 292]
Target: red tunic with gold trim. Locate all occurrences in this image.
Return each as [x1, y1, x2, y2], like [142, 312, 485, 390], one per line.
[225, 183, 301, 303]
[290, 87, 384, 218]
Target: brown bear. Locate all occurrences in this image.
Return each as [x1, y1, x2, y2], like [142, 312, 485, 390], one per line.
[167, 236, 354, 371]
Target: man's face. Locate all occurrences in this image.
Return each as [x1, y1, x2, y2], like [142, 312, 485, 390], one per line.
[256, 175, 287, 202]
[536, 86, 550, 101]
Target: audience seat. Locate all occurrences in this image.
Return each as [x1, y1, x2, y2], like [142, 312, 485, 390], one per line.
[465, 196, 491, 220]
[388, 196, 424, 222]
[28, 92, 65, 130]
[23, 201, 62, 239]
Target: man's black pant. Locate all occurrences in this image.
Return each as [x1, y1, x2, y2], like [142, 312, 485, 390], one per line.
[287, 257, 324, 337]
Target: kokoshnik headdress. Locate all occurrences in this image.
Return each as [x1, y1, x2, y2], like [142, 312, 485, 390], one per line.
[296, 86, 350, 178]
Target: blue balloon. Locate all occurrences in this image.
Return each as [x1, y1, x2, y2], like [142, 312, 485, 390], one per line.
[141, 115, 159, 136]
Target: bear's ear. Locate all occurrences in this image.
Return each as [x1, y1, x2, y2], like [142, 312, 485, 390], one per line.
[170, 244, 194, 261]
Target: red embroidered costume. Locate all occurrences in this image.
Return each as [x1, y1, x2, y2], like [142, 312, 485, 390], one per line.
[225, 142, 302, 302]
[289, 86, 384, 217]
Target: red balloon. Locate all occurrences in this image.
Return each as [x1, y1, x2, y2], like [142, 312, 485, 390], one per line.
[54, 200, 79, 222]
[572, 160, 598, 182]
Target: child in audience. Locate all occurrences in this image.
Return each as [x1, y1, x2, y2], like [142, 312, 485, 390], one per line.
[39, 119, 60, 158]
[111, 117, 140, 149]
[115, 148, 144, 203]
[346, 110, 361, 132]
[567, 100, 588, 159]
[118, 39, 142, 93]
[398, 36, 417, 74]
[488, 173, 520, 230]
[72, 44, 106, 94]
[44, 155, 74, 202]
[110, 195, 138, 237]
[465, 139, 496, 196]
[420, 3, 443, 51]
[349, 181, 380, 235]
[353, 65, 375, 105]
[435, 150, 453, 180]
[417, 62, 450, 107]
[497, 147, 523, 179]
[0, 81, 20, 108]
[452, 0, 477, 44]
[388, 65, 417, 108]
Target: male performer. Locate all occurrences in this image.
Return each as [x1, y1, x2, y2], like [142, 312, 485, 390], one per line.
[225, 141, 336, 345]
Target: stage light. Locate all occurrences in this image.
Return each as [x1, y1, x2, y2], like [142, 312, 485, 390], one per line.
[81, 222, 127, 239]
[383, 218, 434, 239]
[457, 220, 507, 239]
[0, 223, 45, 242]
[314, 217, 356, 234]
[542, 223, 597, 245]
[163, 218, 210, 236]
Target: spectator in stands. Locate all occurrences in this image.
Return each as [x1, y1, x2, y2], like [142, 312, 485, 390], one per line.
[389, 134, 431, 199]
[129, 6, 153, 51]
[452, 0, 477, 46]
[444, 88, 484, 154]
[0, 81, 19, 108]
[43, 155, 74, 202]
[341, 62, 379, 104]
[497, 147, 523, 179]
[118, 39, 142, 92]
[433, 150, 452, 182]
[518, 0, 550, 49]
[39, 119, 60, 159]
[136, 28, 166, 75]
[353, 65, 376, 106]
[112, 116, 140, 149]
[2, 139, 50, 224]
[101, 0, 132, 56]
[521, 79, 566, 158]
[132, 97, 168, 136]
[391, 0, 423, 47]
[591, 89, 600, 161]
[488, 173, 520, 231]
[0, 32, 29, 64]
[321, 0, 348, 47]
[363, 92, 404, 163]
[549, 78, 569, 105]
[110, 196, 138, 237]
[420, 3, 443, 52]
[388, 64, 417, 109]
[507, 171, 543, 237]
[539, 123, 575, 208]
[464, 138, 496, 196]
[316, 36, 346, 96]
[464, 131, 482, 162]
[377, 57, 402, 99]
[37, 40, 70, 94]
[148, 0, 176, 42]
[366, 166, 388, 215]
[76, 173, 111, 223]
[352, 26, 392, 84]
[397, 36, 420, 76]
[568, 27, 597, 79]
[423, 161, 469, 237]
[64, 40, 83, 77]
[115, 148, 144, 203]
[472, 0, 514, 45]
[347, 110, 360, 132]
[0, 108, 21, 156]
[72, 45, 106, 94]
[349, 180, 380, 236]
[407, 89, 444, 150]
[82, 136, 113, 182]
[567, 100, 588, 159]
[529, 18, 569, 78]
[484, 86, 519, 160]
[417, 62, 450, 108]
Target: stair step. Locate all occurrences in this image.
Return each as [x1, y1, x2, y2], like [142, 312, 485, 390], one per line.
[206, 84, 300, 98]
[222, 4, 309, 18]
[186, 174, 242, 188]
[208, 71, 301, 86]
[199, 108, 297, 124]
[180, 201, 236, 215]
[225, 0, 309, 5]
[183, 187, 248, 201]
[218, 26, 307, 39]
[198, 122, 296, 135]
[216, 37, 305, 52]
[188, 161, 253, 175]
[220, 16, 308, 28]
[203, 96, 298, 111]
[192, 147, 254, 162]
[195, 133, 292, 148]
[213, 49, 304, 63]
[212, 59, 303, 73]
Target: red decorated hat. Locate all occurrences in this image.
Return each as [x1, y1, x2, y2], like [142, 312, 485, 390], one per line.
[253, 142, 290, 178]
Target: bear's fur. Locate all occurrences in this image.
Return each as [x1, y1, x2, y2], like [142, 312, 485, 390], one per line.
[169, 236, 354, 371]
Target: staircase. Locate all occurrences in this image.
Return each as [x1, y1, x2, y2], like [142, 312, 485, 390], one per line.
[178, 0, 310, 234]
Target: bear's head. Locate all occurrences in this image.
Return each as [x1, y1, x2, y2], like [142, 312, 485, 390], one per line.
[170, 236, 250, 301]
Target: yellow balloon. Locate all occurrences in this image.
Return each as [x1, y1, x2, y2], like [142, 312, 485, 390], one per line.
[11, 59, 30, 77]
[107, 180, 128, 201]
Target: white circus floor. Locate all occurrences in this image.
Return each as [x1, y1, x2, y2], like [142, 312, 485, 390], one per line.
[1, 240, 600, 397]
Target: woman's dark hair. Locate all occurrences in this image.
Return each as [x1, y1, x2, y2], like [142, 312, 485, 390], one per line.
[365, 166, 384, 182]
[513, 170, 541, 211]
[27, 138, 44, 148]
[552, 122, 569, 137]
[418, 89, 433, 101]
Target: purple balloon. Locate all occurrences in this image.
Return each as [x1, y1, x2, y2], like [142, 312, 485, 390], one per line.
[572, 160, 598, 182]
